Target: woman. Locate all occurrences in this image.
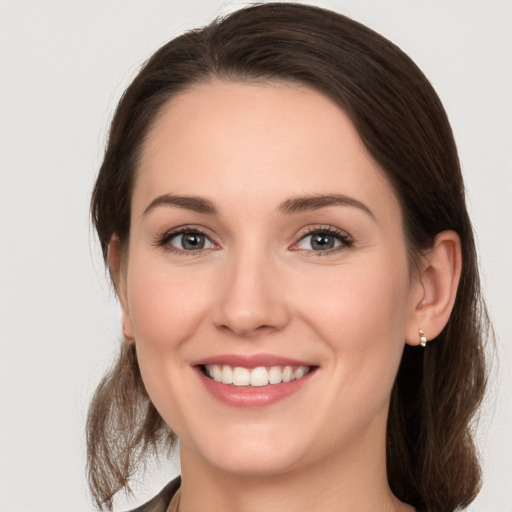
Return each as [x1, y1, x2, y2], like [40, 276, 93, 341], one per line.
[87, 3, 489, 511]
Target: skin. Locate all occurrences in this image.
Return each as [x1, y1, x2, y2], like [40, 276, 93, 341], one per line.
[110, 81, 461, 512]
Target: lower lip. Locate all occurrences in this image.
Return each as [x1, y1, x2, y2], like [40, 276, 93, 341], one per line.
[196, 368, 314, 408]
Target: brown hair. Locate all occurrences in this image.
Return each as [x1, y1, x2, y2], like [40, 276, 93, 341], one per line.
[87, 3, 489, 511]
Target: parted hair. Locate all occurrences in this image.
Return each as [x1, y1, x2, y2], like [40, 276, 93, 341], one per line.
[87, 3, 489, 511]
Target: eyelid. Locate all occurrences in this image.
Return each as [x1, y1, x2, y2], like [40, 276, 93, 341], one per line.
[152, 223, 353, 256]
[152, 224, 220, 255]
[289, 225, 354, 254]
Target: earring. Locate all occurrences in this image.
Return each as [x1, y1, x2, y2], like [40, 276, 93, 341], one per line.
[419, 329, 428, 347]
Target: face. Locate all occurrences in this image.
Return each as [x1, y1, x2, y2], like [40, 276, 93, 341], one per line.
[117, 81, 422, 477]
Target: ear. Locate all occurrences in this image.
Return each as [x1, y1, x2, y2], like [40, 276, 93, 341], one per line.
[108, 236, 134, 342]
[405, 230, 462, 346]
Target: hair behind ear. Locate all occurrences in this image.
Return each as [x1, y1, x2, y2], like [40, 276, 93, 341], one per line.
[387, 232, 489, 511]
[86, 342, 175, 511]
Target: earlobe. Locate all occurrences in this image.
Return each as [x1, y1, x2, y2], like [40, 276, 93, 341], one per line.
[405, 230, 462, 346]
[121, 316, 135, 343]
[108, 236, 135, 342]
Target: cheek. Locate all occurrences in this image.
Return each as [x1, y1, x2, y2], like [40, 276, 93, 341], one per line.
[124, 256, 215, 433]
[305, 257, 410, 332]
[125, 256, 212, 350]
[299, 256, 411, 391]
[296, 263, 411, 451]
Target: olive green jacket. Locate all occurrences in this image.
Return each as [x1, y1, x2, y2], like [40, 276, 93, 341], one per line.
[126, 477, 180, 512]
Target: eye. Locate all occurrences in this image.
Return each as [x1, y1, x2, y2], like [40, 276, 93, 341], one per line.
[153, 227, 218, 255]
[168, 231, 215, 251]
[292, 227, 353, 253]
[298, 232, 341, 251]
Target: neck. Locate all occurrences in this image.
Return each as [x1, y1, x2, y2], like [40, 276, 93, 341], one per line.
[176, 416, 414, 512]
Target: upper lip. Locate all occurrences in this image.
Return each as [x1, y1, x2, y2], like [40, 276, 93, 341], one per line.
[191, 353, 315, 369]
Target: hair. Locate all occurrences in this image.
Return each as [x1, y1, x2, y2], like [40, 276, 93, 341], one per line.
[87, 3, 489, 511]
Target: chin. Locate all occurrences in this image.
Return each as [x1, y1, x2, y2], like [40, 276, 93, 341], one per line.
[181, 423, 316, 477]
[206, 449, 305, 477]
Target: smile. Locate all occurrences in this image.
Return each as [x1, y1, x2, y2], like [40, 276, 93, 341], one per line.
[204, 364, 311, 387]
[193, 354, 317, 407]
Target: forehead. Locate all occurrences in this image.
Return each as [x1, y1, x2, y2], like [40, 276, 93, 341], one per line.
[135, 80, 399, 220]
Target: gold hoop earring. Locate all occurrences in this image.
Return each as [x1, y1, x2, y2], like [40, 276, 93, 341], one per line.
[419, 328, 428, 347]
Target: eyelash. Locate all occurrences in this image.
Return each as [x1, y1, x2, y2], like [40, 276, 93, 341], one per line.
[153, 226, 218, 256]
[153, 224, 354, 256]
[291, 225, 354, 256]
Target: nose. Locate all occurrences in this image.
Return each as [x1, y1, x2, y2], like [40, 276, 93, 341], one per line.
[212, 251, 291, 338]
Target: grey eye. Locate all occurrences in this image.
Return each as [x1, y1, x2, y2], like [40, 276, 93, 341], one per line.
[170, 232, 214, 251]
[297, 232, 342, 251]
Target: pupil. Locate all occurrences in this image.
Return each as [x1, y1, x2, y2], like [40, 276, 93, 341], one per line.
[182, 233, 205, 250]
[312, 233, 334, 250]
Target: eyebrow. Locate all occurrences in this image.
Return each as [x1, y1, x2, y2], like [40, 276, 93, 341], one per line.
[143, 193, 374, 219]
[143, 194, 218, 216]
[277, 194, 375, 219]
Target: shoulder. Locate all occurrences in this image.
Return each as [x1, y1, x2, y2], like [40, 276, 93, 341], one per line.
[125, 476, 181, 512]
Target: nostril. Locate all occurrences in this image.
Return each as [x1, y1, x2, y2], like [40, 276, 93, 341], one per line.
[215, 322, 283, 338]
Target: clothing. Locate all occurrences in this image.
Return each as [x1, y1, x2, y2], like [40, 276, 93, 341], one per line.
[126, 477, 181, 512]
[126, 476, 425, 512]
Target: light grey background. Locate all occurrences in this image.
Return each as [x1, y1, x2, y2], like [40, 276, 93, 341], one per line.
[1, 1, 510, 510]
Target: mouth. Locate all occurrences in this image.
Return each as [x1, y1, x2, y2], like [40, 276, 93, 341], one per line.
[192, 354, 318, 407]
[201, 364, 314, 387]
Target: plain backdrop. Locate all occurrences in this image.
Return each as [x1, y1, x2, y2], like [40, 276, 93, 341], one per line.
[0, 1, 510, 511]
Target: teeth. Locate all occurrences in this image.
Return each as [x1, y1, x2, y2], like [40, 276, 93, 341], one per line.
[294, 367, 306, 379]
[212, 365, 222, 382]
[250, 367, 269, 387]
[221, 365, 233, 384]
[232, 367, 250, 386]
[205, 364, 311, 387]
[282, 366, 293, 382]
[268, 366, 282, 385]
